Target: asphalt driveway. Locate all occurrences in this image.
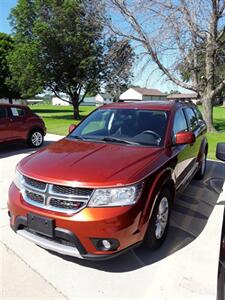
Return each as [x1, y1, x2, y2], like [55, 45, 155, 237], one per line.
[0, 134, 225, 300]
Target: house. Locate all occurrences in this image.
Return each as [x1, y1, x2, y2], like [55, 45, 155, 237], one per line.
[167, 93, 199, 104]
[81, 97, 96, 106]
[0, 99, 27, 105]
[95, 93, 113, 106]
[52, 94, 100, 106]
[52, 96, 70, 106]
[119, 87, 166, 101]
[26, 99, 43, 105]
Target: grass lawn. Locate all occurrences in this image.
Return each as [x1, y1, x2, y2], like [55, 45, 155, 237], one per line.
[31, 104, 225, 160]
[201, 106, 225, 159]
[31, 104, 96, 136]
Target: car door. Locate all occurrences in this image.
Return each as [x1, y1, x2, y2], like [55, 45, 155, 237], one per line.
[0, 106, 11, 142]
[193, 106, 207, 150]
[8, 106, 27, 140]
[183, 106, 201, 163]
[172, 108, 192, 187]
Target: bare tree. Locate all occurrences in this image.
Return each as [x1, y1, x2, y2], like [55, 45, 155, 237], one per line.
[104, 38, 135, 100]
[106, 0, 225, 132]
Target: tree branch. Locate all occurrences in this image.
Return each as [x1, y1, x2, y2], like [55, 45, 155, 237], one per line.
[216, 25, 225, 42]
[179, 0, 206, 40]
[211, 79, 225, 98]
[111, 0, 197, 91]
[48, 85, 72, 104]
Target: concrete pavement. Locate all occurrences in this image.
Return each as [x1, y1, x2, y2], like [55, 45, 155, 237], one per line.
[0, 134, 67, 300]
[0, 134, 225, 300]
[0, 243, 67, 300]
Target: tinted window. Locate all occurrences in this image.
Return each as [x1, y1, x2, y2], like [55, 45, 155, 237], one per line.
[10, 107, 25, 117]
[69, 109, 168, 146]
[184, 108, 198, 130]
[0, 107, 7, 119]
[173, 109, 188, 135]
[193, 107, 203, 122]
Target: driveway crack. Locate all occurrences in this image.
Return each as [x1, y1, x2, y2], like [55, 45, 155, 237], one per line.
[0, 240, 69, 300]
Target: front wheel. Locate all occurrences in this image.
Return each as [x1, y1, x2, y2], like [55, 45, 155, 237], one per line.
[27, 130, 44, 148]
[144, 187, 172, 250]
[195, 152, 207, 180]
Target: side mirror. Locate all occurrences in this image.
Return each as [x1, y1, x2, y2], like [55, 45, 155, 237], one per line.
[175, 131, 196, 145]
[68, 124, 76, 134]
[216, 143, 225, 161]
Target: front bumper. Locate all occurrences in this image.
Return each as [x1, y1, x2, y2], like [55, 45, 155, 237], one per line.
[11, 219, 141, 260]
[8, 183, 145, 260]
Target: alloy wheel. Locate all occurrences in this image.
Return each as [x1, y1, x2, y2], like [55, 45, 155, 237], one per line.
[155, 196, 169, 239]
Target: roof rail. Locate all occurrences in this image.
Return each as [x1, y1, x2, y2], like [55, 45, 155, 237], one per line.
[171, 99, 195, 104]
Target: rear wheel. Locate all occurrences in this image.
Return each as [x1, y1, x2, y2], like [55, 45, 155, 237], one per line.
[27, 130, 44, 148]
[195, 151, 207, 180]
[144, 187, 172, 250]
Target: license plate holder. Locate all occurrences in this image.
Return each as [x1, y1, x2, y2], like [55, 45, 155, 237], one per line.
[27, 213, 54, 238]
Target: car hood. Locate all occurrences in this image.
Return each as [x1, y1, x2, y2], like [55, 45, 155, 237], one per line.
[18, 138, 165, 187]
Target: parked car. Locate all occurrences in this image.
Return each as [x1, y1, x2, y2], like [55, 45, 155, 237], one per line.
[0, 103, 46, 147]
[8, 100, 208, 260]
[216, 143, 225, 300]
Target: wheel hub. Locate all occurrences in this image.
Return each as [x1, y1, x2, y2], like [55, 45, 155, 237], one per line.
[31, 132, 43, 146]
[155, 196, 169, 239]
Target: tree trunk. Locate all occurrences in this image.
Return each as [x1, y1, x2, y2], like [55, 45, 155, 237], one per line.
[8, 97, 13, 104]
[201, 95, 216, 132]
[71, 98, 80, 120]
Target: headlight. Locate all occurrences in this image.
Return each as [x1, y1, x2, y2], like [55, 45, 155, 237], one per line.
[13, 169, 24, 190]
[88, 183, 144, 207]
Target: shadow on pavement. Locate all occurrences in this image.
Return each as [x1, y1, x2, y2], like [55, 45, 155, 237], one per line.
[0, 140, 56, 159]
[48, 160, 225, 272]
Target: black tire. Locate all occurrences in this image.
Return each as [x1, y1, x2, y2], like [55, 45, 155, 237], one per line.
[195, 151, 207, 180]
[144, 187, 172, 250]
[27, 129, 44, 148]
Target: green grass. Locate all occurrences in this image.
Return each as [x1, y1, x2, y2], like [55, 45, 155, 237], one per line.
[206, 106, 225, 159]
[30, 104, 225, 159]
[31, 104, 95, 136]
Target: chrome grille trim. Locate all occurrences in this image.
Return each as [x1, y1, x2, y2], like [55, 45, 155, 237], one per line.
[25, 190, 44, 204]
[23, 176, 47, 192]
[22, 176, 93, 214]
[52, 185, 93, 197]
[48, 184, 92, 200]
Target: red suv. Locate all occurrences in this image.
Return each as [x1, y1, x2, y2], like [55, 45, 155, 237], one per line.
[0, 103, 46, 147]
[8, 101, 207, 260]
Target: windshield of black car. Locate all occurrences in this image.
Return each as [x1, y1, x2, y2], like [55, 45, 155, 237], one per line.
[68, 108, 169, 146]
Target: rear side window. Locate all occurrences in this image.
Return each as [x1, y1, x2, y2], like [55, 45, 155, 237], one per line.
[193, 107, 204, 122]
[0, 107, 7, 119]
[10, 107, 25, 117]
[173, 109, 188, 135]
[184, 108, 198, 130]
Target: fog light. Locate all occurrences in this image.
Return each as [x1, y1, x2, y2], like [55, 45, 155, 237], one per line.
[102, 239, 111, 250]
[91, 238, 120, 251]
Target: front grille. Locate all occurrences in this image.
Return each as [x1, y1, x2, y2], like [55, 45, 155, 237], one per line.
[52, 185, 93, 197]
[24, 176, 46, 191]
[25, 191, 44, 204]
[49, 198, 84, 210]
[22, 176, 93, 213]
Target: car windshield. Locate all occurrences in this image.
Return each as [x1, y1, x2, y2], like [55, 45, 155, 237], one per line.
[68, 108, 169, 146]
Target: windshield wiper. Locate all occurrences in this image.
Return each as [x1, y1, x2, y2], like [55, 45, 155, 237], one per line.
[70, 135, 85, 140]
[101, 137, 139, 145]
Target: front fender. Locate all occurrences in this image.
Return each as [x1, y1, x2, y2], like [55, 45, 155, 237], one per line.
[138, 167, 175, 235]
